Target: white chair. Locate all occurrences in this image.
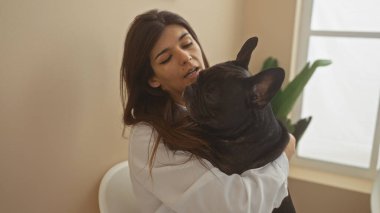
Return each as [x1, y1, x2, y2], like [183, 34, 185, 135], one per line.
[99, 161, 139, 213]
[372, 171, 380, 213]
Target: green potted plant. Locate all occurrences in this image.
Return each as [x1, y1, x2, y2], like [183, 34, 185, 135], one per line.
[261, 57, 332, 144]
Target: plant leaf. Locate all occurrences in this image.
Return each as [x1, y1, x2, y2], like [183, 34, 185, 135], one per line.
[292, 116, 312, 145]
[278, 117, 295, 133]
[271, 59, 332, 119]
[260, 57, 278, 70]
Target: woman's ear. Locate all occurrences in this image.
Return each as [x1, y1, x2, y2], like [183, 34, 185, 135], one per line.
[148, 77, 161, 88]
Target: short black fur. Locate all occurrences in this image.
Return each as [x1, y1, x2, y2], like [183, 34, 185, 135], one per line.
[183, 37, 296, 213]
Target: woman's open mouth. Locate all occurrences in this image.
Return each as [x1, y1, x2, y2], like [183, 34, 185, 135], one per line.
[184, 67, 200, 79]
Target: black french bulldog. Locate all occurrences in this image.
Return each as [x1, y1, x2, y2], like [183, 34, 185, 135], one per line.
[183, 37, 295, 213]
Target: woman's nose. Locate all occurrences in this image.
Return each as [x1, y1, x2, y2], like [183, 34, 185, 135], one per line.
[177, 49, 192, 65]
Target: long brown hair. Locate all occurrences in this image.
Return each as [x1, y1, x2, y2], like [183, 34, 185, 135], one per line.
[120, 10, 215, 170]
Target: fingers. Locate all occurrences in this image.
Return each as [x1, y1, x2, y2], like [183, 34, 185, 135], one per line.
[284, 133, 296, 160]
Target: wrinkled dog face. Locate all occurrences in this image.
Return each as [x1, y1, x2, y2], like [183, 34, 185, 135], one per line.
[183, 64, 251, 130]
[183, 37, 285, 131]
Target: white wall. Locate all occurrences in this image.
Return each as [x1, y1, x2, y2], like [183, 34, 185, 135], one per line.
[0, 0, 244, 212]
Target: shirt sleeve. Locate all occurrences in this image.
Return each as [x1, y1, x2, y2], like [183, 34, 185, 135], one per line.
[128, 123, 289, 213]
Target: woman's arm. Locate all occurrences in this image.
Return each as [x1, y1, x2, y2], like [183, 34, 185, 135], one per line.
[128, 123, 290, 213]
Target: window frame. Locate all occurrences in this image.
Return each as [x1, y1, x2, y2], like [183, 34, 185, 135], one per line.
[290, 0, 380, 180]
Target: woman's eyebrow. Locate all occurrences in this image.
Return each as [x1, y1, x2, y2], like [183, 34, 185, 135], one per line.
[179, 32, 189, 40]
[154, 48, 169, 60]
[154, 32, 190, 60]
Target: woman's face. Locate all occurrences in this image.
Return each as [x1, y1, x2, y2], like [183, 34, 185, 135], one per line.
[149, 24, 205, 104]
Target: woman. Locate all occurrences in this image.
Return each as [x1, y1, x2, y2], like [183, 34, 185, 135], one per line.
[120, 9, 296, 213]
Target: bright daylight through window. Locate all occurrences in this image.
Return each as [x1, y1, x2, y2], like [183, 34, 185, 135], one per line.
[294, 0, 380, 177]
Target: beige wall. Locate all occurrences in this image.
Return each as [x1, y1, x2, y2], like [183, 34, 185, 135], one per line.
[0, 0, 244, 212]
[243, 0, 297, 80]
[0, 0, 371, 212]
[289, 179, 370, 213]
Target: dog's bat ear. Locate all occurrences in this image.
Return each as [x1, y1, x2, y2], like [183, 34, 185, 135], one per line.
[246, 68, 285, 108]
[235, 37, 258, 69]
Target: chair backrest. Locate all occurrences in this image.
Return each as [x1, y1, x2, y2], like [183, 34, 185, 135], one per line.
[372, 171, 380, 213]
[99, 161, 139, 213]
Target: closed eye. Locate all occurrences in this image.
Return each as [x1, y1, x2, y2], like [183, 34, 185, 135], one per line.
[182, 42, 193, 49]
[159, 55, 172, 64]
[159, 42, 192, 64]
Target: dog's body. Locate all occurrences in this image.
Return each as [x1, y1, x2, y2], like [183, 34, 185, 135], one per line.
[183, 37, 296, 212]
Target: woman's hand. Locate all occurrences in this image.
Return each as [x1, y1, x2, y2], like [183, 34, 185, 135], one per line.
[284, 133, 296, 160]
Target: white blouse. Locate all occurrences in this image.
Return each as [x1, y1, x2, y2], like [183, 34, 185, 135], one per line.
[128, 123, 289, 213]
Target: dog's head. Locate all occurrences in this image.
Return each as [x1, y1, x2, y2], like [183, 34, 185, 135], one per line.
[183, 37, 285, 132]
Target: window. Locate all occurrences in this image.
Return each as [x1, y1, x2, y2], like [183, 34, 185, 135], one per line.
[292, 0, 380, 179]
